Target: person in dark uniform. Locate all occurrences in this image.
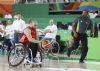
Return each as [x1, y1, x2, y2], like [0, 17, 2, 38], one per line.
[67, 10, 93, 63]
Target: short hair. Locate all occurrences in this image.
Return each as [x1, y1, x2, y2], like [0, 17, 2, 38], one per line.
[49, 19, 54, 23]
[28, 18, 32, 24]
[7, 19, 12, 23]
[83, 10, 89, 13]
[28, 18, 38, 26]
[15, 12, 21, 15]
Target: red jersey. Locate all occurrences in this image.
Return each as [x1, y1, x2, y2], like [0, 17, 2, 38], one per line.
[19, 26, 37, 43]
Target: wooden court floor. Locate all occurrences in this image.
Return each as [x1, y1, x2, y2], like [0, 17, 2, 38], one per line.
[0, 55, 100, 71]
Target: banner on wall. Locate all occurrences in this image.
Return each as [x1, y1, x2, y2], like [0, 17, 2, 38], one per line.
[0, 0, 14, 4]
[49, 2, 100, 11]
[0, 0, 14, 14]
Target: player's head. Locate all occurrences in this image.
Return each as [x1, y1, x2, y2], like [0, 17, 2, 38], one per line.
[28, 19, 38, 29]
[49, 19, 54, 26]
[16, 12, 21, 19]
[7, 20, 12, 25]
[82, 10, 89, 16]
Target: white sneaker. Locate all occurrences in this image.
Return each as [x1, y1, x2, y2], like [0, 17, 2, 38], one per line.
[33, 58, 42, 65]
[24, 58, 33, 64]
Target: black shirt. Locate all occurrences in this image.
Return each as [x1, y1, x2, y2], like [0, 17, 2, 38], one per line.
[74, 15, 92, 34]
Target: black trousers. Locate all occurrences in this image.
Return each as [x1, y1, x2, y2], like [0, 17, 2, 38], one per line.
[4, 39, 12, 51]
[69, 33, 88, 62]
[24, 42, 38, 61]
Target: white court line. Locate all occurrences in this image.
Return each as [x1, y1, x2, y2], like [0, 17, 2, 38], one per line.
[62, 60, 100, 65]
[45, 68, 96, 71]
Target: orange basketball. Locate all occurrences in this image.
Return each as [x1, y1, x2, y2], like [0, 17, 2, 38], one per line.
[42, 40, 52, 49]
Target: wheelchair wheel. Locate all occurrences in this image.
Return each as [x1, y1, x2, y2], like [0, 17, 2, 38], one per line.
[8, 44, 26, 67]
[50, 41, 60, 56]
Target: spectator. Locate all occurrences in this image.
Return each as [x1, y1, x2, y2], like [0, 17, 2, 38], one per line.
[4, 20, 14, 52]
[12, 12, 26, 43]
[4, 12, 12, 19]
[89, 10, 97, 19]
[96, 11, 100, 18]
[5, 20, 14, 40]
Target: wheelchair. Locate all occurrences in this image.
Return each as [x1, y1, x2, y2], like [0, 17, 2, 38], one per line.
[8, 43, 42, 67]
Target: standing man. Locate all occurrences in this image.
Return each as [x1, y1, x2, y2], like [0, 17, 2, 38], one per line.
[12, 12, 26, 43]
[67, 10, 93, 63]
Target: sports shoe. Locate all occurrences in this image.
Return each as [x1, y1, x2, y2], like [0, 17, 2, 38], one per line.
[33, 58, 42, 65]
[79, 61, 85, 63]
[24, 58, 33, 64]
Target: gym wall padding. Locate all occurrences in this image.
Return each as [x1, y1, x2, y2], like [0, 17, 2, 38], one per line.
[13, 4, 48, 18]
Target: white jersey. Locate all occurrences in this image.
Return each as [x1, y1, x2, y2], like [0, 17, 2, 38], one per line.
[12, 19, 26, 32]
[44, 24, 57, 39]
[5, 25, 14, 39]
[89, 13, 97, 19]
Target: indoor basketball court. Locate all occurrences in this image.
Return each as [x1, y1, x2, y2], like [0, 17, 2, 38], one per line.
[0, 0, 100, 71]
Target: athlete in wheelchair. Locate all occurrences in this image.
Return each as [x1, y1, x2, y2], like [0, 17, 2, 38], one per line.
[43, 19, 57, 41]
[20, 19, 58, 64]
[8, 19, 59, 67]
[38, 19, 60, 56]
[19, 19, 42, 64]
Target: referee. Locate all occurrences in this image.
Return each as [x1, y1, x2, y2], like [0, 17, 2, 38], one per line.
[67, 10, 93, 63]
